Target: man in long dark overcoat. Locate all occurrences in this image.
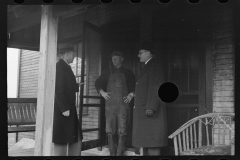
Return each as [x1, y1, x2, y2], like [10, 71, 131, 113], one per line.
[132, 42, 168, 155]
[52, 46, 82, 156]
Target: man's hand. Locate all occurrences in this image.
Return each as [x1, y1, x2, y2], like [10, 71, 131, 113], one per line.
[146, 109, 153, 116]
[62, 110, 70, 117]
[100, 90, 111, 100]
[123, 93, 134, 103]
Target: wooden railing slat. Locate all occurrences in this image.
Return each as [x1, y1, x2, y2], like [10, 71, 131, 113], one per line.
[190, 125, 193, 149]
[186, 127, 189, 150]
[173, 137, 178, 155]
[198, 119, 202, 147]
[194, 123, 197, 148]
[182, 130, 186, 151]
[178, 134, 182, 153]
[223, 116, 226, 145]
[206, 118, 209, 146]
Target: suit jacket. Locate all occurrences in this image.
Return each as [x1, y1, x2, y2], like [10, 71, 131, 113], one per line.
[52, 59, 82, 144]
[132, 58, 168, 147]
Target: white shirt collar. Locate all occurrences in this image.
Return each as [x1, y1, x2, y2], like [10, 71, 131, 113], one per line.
[145, 58, 152, 65]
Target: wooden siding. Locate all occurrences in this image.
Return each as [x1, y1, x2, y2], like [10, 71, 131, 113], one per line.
[19, 50, 40, 98]
[212, 6, 235, 145]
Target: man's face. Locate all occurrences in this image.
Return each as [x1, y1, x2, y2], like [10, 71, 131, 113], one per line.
[67, 51, 76, 64]
[112, 55, 123, 67]
[138, 49, 149, 63]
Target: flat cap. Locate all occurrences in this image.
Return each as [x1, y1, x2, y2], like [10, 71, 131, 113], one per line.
[111, 50, 124, 58]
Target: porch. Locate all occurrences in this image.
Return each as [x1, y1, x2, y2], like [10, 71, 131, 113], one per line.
[7, 1, 237, 156]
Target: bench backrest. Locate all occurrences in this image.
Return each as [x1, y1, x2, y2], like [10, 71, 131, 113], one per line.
[8, 98, 37, 126]
[168, 113, 235, 155]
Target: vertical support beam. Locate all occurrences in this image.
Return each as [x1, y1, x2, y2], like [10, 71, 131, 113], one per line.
[34, 5, 58, 156]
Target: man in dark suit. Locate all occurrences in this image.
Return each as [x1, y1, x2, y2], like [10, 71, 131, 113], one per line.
[52, 46, 82, 156]
[95, 51, 135, 156]
[132, 43, 168, 156]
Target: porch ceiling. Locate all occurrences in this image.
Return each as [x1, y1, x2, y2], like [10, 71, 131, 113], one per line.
[7, 4, 142, 51]
[7, 5, 95, 50]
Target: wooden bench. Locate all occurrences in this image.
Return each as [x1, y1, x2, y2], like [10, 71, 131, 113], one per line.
[8, 98, 37, 133]
[168, 113, 234, 155]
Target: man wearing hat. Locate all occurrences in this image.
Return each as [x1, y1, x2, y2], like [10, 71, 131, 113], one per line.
[52, 46, 82, 156]
[95, 50, 135, 156]
[132, 42, 168, 155]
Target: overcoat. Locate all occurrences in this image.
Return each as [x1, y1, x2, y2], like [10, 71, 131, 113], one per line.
[132, 58, 168, 147]
[52, 59, 83, 144]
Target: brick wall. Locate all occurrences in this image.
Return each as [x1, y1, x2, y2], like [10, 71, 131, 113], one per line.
[212, 5, 235, 145]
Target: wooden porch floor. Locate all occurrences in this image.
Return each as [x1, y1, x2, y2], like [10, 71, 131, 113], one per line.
[8, 147, 136, 156]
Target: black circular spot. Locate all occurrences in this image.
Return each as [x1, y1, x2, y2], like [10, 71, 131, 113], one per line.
[158, 82, 179, 103]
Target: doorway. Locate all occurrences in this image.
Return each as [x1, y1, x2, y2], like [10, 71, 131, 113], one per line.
[152, 3, 211, 153]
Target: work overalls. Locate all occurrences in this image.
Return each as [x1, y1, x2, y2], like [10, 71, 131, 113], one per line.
[105, 70, 130, 156]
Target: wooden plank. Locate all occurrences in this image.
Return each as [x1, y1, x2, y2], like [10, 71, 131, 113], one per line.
[186, 128, 189, 150]
[8, 98, 37, 103]
[193, 123, 197, 148]
[182, 130, 186, 151]
[190, 125, 193, 149]
[173, 137, 178, 155]
[206, 118, 209, 146]
[34, 5, 58, 156]
[177, 134, 182, 153]
[8, 41, 39, 51]
[223, 116, 226, 144]
[198, 119, 202, 147]
[8, 126, 36, 133]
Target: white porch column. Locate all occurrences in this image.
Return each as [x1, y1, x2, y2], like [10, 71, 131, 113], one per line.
[34, 5, 58, 156]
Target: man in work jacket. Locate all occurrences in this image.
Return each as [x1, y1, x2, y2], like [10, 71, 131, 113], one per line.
[95, 51, 135, 156]
[132, 42, 168, 156]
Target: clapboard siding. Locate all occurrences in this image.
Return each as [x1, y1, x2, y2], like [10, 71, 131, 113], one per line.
[19, 49, 40, 98]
